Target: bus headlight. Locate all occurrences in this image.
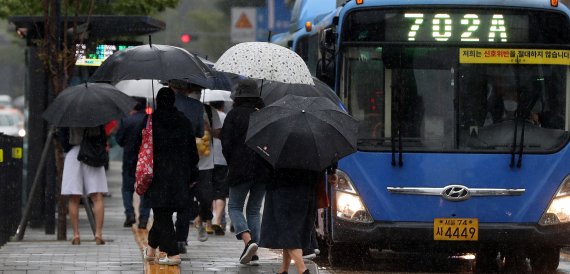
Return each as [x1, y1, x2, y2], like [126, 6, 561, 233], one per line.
[540, 175, 570, 226]
[334, 170, 373, 223]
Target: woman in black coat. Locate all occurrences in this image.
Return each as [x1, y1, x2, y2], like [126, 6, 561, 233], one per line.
[143, 87, 199, 266]
[221, 79, 272, 265]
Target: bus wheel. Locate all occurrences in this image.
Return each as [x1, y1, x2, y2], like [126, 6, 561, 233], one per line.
[328, 244, 369, 267]
[529, 247, 560, 273]
[474, 249, 499, 273]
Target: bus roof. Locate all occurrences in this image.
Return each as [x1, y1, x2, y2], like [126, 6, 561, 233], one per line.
[290, 0, 337, 33]
[339, 0, 570, 14]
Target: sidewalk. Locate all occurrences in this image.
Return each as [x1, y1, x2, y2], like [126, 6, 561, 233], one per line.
[0, 161, 318, 273]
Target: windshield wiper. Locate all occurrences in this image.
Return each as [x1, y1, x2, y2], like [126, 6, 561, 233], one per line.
[391, 81, 404, 167]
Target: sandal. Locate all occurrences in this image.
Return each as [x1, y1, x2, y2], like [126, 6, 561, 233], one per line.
[95, 236, 105, 245]
[143, 246, 156, 261]
[71, 237, 80, 245]
[158, 256, 181, 265]
[212, 224, 225, 236]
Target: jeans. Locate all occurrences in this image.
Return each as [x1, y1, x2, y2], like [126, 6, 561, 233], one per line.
[228, 181, 266, 242]
[121, 171, 150, 221]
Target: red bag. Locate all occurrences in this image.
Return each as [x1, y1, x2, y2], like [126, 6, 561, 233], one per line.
[315, 178, 329, 209]
[135, 115, 153, 195]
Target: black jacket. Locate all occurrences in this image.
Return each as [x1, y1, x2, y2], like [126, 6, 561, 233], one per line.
[116, 111, 146, 177]
[221, 102, 271, 186]
[144, 106, 199, 208]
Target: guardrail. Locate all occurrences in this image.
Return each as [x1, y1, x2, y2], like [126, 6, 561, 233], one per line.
[0, 133, 23, 247]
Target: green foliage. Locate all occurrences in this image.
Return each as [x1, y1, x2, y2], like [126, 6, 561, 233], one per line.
[0, 0, 181, 19]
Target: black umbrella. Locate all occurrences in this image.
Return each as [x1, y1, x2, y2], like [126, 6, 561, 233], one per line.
[42, 83, 137, 127]
[89, 44, 213, 89]
[245, 95, 358, 171]
[259, 77, 344, 108]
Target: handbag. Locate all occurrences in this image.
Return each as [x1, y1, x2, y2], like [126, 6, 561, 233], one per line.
[77, 126, 108, 167]
[135, 115, 153, 195]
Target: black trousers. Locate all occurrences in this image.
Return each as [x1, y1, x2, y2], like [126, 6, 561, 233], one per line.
[173, 169, 213, 242]
[148, 208, 180, 256]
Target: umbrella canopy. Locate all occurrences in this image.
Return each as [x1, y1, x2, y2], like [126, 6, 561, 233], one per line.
[89, 44, 213, 88]
[42, 83, 137, 127]
[201, 89, 232, 103]
[214, 42, 314, 85]
[245, 95, 358, 171]
[115, 79, 165, 98]
[259, 78, 344, 108]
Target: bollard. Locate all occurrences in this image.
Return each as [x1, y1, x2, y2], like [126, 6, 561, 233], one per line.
[0, 134, 8, 246]
[9, 136, 24, 236]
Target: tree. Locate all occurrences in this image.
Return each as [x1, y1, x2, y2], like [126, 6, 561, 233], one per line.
[0, 0, 180, 240]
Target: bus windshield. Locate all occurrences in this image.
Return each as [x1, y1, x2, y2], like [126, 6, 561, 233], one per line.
[340, 8, 570, 152]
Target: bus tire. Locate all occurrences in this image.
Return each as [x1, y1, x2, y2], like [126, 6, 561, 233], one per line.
[529, 247, 560, 273]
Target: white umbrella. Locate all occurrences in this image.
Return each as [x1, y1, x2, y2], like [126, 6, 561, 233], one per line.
[115, 79, 165, 98]
[213, 42, 314, 85]
[201, 89, 232, 103]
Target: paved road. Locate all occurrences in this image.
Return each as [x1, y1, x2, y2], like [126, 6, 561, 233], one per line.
[0, 161, 318, 273]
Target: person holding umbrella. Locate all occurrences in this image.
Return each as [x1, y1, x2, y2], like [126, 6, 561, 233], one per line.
[61, 125, 109, 245]
[221, 79, 272, 265]
[142, 87, 199, 265]
[43, 82, 138, 245]
[245, 95, 358, 274]
[115, 97, 151, 229]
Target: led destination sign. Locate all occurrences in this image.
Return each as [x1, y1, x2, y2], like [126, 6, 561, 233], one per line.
[75, 43, 137, 66]
[343, 9, 569, 44]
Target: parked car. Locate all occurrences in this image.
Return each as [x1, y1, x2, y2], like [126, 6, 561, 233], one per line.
[0, 108, 25, 137]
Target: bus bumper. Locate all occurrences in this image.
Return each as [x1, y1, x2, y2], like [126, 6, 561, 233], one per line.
[331, 218, 570, 251]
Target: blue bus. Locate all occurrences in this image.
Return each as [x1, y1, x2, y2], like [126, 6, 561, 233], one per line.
[307, 0, 570, 272]
[271, 0, 338, 80]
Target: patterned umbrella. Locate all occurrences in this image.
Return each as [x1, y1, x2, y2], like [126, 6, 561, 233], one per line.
[213, 42, 314, 85]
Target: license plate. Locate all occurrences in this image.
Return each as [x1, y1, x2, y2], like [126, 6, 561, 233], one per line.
[433, 218, 478, 241]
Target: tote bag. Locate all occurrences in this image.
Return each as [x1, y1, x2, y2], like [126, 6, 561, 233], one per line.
[135, 115, 153, 195]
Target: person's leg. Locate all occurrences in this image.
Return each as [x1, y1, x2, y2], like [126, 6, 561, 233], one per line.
[138, 195, 151, 228]
[213, 199, 226, 225]
[174, 207, 191, 242]
[278, 249, 292, 273]
[159, 208, 180, 258]
[89, 192, 105, 241]
[287, 249, 308, 274]
[195, 169, 214, 228]
[245, 182, 266, 243]
[121, 171, 135, 226]
[147, 207, 160, 252]
[228, 182, 254, 243]
[68, 195, 81, 239]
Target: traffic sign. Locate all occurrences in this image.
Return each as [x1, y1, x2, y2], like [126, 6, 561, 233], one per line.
[231, 7, 257, 43]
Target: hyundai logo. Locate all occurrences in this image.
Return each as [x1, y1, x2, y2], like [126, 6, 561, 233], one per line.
[441, 185, 471, 201]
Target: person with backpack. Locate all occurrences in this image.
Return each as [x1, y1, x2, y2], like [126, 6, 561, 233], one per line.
[61, 125, 109, 245]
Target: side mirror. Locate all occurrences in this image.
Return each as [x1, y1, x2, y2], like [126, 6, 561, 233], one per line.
[322, 28, 337, 49]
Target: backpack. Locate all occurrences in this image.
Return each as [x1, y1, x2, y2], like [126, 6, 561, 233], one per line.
[77, 126, 108, 167]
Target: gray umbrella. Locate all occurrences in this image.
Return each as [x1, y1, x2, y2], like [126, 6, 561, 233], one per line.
[42, 83, 137, 127]
[89, 44, 213, 89]
[245, 95, 358, 171]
